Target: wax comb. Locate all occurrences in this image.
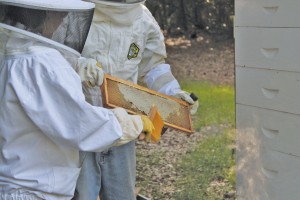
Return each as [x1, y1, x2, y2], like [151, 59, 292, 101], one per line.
[100, 74, 193, 134]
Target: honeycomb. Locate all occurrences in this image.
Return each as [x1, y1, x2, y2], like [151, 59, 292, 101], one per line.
[101, 74, 193, 133]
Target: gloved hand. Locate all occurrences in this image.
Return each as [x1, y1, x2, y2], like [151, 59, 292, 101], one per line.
[76, 57, 105, 88]
[173, 91, 199, 115]
[138, 115, 155, 142]
[111, 108, 144, 146]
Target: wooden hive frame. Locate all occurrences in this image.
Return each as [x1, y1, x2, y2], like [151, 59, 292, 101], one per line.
[100, 74, 194, 133]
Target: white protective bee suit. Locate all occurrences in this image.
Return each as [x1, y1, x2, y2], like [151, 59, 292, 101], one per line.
[0, 0, 145, 199]
[73, 1, 199, 200]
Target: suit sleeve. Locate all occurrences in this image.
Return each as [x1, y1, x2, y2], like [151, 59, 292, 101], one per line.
[13, 51, 122, 152]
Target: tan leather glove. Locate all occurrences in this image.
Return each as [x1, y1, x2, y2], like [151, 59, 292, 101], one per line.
[76, 57, 104, 88]
[138, 115, 155, 142]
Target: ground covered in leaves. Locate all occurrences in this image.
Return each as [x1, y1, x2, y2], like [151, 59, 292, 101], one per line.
[136, 34, 235, 199]
[166, 35, 234, 85]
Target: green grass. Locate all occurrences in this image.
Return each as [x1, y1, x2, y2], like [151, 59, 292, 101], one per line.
[180, 81, 235, 131]
[173, 81, 236, 199]
[173, 131, 235, 200]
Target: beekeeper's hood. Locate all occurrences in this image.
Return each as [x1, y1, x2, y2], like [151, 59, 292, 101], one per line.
[0, 0, 95, 56]
[88, 0, 146, 25]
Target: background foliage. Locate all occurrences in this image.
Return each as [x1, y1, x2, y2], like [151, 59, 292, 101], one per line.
[145, 0, 234, 38]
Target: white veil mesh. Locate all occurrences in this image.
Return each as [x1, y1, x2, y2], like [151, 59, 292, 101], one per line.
[0, 1, 94, 53]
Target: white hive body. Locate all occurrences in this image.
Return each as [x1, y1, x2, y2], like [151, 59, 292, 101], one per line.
[235, 0, 300, 199]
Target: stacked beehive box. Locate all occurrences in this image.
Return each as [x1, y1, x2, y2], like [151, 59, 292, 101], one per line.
[235, 1, 300, 199]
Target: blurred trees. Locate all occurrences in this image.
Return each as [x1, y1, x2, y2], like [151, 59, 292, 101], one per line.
[145, 0, 234, 39]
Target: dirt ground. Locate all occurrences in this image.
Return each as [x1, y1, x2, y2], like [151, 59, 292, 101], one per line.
[136, 34, 235, 199]
[165, 34, 234, 85]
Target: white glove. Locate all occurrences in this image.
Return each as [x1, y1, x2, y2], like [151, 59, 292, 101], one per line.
[174, 91, 199, 115]
[76, 57, 105, 88]
[111, 108, 144, 146]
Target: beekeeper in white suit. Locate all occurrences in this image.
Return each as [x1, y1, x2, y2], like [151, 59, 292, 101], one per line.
[0, 0, 154, 199]
[73, 0, 200, 199]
